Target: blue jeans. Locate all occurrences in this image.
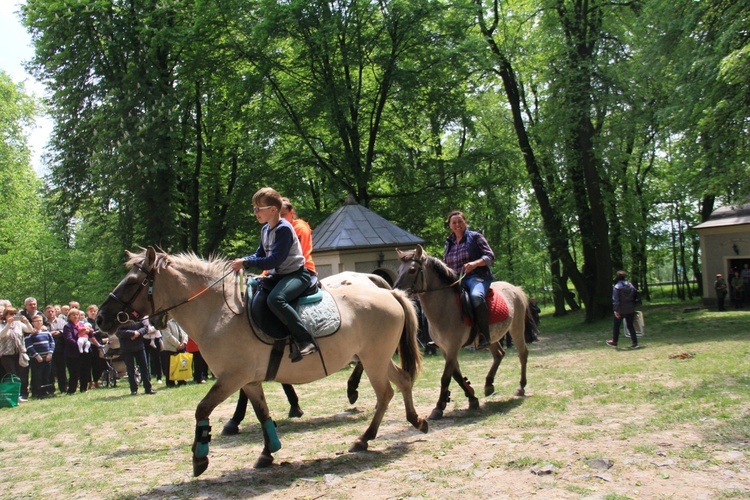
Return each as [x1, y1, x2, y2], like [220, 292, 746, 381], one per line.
[30, 359, 53, 397]
[463, 274, 491, 308]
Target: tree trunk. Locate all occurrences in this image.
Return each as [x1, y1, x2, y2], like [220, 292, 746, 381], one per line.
[556, 0, 612, 321]
[550, 257, 568, 316]
[475, 3, 589, 317]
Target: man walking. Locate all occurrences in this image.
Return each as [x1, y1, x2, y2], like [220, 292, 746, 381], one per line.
[607, 270, 641, 349]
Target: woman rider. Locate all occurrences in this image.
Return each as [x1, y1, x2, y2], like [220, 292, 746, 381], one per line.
[443, 210, 496, 348]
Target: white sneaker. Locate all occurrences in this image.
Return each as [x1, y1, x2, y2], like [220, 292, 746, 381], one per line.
[18, 396, 28, 402]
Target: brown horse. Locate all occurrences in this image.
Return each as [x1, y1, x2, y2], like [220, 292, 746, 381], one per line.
[394, 246, 530, 419]
[96, 247, 427, 476]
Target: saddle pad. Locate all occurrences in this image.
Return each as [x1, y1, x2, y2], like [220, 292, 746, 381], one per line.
[488, 289, 510, 324]
[253, 290, 341, 345]
[459, 288, 510, 326]
[299, 290, 341, 337]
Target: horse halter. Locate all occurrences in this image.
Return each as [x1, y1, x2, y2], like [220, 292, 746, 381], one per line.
[397, 255, 463, 295]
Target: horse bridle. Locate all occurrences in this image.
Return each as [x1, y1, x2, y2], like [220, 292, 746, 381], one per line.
[399, 257, 427, 294]
[399, 255, 463, 295]
[107, 263, 158, 324]
[109, 256, 238, 325]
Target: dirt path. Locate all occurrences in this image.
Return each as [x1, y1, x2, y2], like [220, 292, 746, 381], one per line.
[117, 381, 748, 500]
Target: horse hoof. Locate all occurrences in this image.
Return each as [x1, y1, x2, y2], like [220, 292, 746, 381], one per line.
[349, 439, 368, 452]
[484, 385, 495, 397]
[254, 452, 274, 468]
[514, 388, 525, 397]
[469, 398, 480, 410]
[193, 457, 209, 477]
[418, 419, 429, 434]
[347, 390, 359, 405]
[221, 420, 240, 436]
[429, 408, 444, 420]
[288, 406, 304, 419]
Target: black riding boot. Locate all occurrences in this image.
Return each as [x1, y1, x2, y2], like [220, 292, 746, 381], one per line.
[288, 327, 318, 363]
[474, 302, 491, 349]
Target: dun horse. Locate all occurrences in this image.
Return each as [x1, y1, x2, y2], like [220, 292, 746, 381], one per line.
[96, 247, 428, 476]
[394, 246, 531, 419]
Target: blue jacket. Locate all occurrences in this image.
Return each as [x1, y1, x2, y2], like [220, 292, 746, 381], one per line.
[116, 321, 149, 354]
[242, 219, 305, 275]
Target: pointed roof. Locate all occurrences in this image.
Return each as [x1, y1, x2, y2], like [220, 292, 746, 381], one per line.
[694, 202, 750, 229]
[312, 194, 425, 252]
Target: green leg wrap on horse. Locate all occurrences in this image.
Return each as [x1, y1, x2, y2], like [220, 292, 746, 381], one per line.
[265, 418, 282, 452]
[194, 420, 211, 458]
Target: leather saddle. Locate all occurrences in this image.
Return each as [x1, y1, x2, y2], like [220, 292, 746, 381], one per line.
[246, 276, 321, 340]
[456, 287, 479, 346]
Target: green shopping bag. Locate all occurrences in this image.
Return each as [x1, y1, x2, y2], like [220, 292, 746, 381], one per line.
[0, 374, 21, 408]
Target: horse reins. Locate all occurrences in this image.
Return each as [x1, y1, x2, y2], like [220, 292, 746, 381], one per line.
[113, 261, 329, 374]
[403, 257, 463, 295]
[110, 260, 236, 324]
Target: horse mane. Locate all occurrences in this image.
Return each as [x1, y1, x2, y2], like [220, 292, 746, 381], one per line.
[425, 254, 458, 285]
[125, 248, 229, 277]
[169, 252, 229, 277]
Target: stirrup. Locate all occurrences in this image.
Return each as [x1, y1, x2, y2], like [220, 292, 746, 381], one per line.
[289, 338, 318, 363]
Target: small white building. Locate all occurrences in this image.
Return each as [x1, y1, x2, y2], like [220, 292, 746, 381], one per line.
[694, 202, 750, 304]
[312, 195, 425, 285]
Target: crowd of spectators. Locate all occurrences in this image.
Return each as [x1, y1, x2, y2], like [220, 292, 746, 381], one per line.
[0, 296, 209, 402]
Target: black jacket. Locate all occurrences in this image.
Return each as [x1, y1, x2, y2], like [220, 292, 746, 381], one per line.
[116, 321, 148, 354]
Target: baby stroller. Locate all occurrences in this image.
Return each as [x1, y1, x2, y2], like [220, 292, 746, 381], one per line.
[98, 341, 119, 388]
[99, 334, 141, 387]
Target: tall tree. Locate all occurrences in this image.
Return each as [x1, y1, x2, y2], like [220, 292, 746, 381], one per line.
[0, 71, 52, 303]
[218, 0, 474, 208]
[474, 0, 589, 317]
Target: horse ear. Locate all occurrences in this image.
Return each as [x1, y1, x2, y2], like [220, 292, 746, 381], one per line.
[144, 246, 157, 271]
[416, 245, 424, 259]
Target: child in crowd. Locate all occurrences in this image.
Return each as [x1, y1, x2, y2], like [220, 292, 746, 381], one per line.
[77, 320, 92, 353]
[25, 314, 55, 398]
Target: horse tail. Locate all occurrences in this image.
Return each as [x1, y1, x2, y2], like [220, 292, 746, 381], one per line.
[523, 292, 539, 344]
[390, 289, 422, 381]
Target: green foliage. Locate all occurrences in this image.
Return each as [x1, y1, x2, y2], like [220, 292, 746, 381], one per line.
[643, 0, 750, 204]
[0, 71, 50, 304]
[13, 0, 748, 313]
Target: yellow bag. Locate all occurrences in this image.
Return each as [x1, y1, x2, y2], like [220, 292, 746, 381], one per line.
[169, 352, 193, 381]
